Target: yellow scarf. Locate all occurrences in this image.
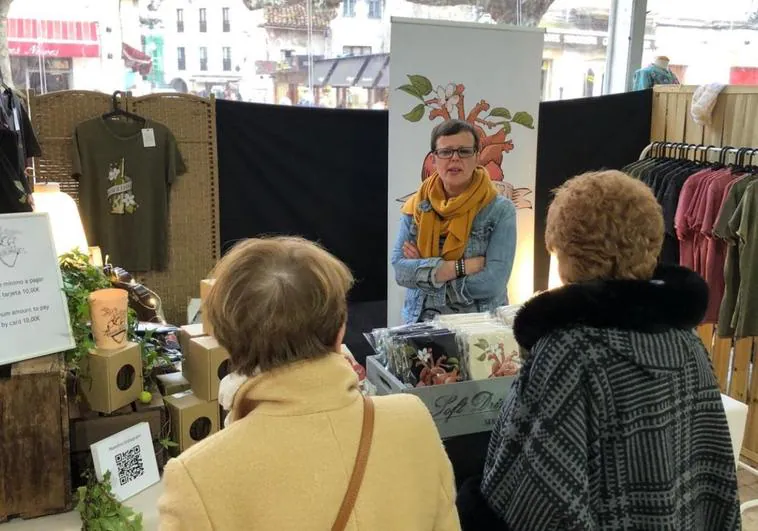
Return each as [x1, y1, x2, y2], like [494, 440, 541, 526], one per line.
[401, 167, 496, 260]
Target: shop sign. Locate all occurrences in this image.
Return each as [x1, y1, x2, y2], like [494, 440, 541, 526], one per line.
[8, 40, 100, 58]
[0, 212, 74, 366]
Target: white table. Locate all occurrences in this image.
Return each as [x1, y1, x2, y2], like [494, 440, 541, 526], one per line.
[0, 482, 163, 530]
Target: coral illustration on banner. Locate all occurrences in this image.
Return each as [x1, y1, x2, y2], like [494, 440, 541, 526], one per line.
[397, 74, 535, 208]
[0, 228, 24, 268]
[107, 158, 139, 215]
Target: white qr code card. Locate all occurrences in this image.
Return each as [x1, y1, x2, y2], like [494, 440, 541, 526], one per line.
[90, 422, 160, 501]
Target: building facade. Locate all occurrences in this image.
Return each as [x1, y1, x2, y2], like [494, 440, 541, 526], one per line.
[157, 0, 254, 97]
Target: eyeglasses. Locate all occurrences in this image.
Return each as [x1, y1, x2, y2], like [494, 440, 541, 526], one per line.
[434, 147, 477, 159]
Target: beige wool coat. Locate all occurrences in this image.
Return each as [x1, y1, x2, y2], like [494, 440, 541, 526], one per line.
[158, 353, 461, 531]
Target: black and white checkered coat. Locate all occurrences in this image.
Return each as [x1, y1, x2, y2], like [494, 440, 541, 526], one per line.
[480, 265, 741, 530]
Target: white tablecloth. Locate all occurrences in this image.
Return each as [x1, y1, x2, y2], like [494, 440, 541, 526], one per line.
[722, 393, 749, 468]
[1, 481, 163, 530]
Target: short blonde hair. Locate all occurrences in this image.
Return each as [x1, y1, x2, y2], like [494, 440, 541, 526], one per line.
[204, 237, 354, 375]
[546, 170, 663, 283]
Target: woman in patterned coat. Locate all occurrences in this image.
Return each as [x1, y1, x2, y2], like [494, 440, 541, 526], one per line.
[457, 170, 741, 530]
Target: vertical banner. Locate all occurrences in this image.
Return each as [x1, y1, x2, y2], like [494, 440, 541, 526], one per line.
[387, 18, 544, 326]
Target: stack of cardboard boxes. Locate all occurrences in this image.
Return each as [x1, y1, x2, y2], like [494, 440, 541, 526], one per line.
[165, 279, 229, 455]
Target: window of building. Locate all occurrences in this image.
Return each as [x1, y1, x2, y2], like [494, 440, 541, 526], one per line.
[199, 47, 208, 71]
[222, 7, 231, 32]
[368, 0, 382, 19]
[343, 46, 371, 56]
[199, 8, 207, 33]
[178, 47, 186, 70]
[176, 9, 184, 33]
[343, 0, 356, 18]
[223, 47, 232, 71]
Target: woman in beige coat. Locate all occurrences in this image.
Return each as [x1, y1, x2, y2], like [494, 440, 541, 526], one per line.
[158, 236, 460, 531]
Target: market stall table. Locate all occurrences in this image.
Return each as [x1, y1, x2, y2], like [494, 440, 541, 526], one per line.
[0, 482, 163, 530]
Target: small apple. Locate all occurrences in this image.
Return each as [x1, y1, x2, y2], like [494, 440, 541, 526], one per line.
[139, 390, 153, 404]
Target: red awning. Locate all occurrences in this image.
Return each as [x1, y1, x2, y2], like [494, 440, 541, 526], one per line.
[122, 43, 153, 76]
[7, 18, 100, 58]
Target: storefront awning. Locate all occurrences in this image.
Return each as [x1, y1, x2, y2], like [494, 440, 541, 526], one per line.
[356, 55, 388, 89]
[312, 59, 336, 87]
[327, 56, 367, 88]
[7, 18, 100, 58]
[375, 61, 389, 89]
[122, 43, 152, 76]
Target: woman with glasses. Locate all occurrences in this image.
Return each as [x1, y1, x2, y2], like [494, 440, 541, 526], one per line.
[391, 119, 517, 324]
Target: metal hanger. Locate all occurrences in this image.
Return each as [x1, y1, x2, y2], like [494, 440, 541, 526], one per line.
[101, 90, 145, 124]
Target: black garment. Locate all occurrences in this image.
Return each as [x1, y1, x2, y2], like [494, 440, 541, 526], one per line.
[0, 91, 41, 214]
[475, 265, 740, 530]
[534, 90, 652, 291]
[456, 476, 508, 531]
[215, 100, 387, 303]
[623, 156, 701, 264]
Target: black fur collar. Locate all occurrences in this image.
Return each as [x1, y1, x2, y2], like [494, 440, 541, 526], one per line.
[514, 265, 708, 350]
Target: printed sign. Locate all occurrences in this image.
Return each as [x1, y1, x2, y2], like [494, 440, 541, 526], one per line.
[90, 422, 160, 501]
[0, 212, 75, 365]
[366, 355, 515, 439]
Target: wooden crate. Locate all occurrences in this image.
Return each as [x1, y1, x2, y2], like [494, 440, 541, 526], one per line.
[68, 390, 169, 489]
[0, 354, 72, 522]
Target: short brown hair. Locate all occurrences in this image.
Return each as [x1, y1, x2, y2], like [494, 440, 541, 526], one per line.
[204, 237, 354, 375]
[430, 119, 480, 152]
[546, 170, 663, 283]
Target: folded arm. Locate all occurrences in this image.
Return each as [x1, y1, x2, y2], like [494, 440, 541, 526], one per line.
[448, 202, 516, 305]
[392, 215, 483, 292]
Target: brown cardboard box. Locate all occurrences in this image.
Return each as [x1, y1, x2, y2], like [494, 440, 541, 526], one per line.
[69, 390, 165, 452]
[184, 336, 230, 401]
[164, 390, 218, 453]
[177, 323, 206, 357]
[200, 279, 216, 336]
[156, 372, 191, 396]
[80, 342, 143, 414]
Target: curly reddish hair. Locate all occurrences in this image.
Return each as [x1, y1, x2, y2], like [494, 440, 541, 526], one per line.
[546, 170, 663, 283]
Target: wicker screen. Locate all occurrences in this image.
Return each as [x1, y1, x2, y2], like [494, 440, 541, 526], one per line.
[28, 91, 220, 325]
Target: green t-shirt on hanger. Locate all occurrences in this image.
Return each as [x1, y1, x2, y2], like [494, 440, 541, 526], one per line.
[72, 117, 186, 272]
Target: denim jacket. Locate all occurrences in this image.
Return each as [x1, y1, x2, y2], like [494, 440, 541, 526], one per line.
[391, 195, 517, 324]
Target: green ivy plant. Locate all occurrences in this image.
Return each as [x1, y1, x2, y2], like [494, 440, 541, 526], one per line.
[76, 470, 143, 531]
[59, 250, 172, 391]
[59, 250, 112, 374]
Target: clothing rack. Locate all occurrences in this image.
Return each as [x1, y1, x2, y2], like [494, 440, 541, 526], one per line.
[638, 142, 756, 161]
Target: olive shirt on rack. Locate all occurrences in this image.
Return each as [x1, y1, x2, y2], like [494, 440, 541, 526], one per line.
[713, 174, 758, 336]
[719, 179, 758, 338]
[72, 117, 186, 271]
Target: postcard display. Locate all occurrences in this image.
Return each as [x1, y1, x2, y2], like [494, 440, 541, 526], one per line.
[366, 306, 522, 438]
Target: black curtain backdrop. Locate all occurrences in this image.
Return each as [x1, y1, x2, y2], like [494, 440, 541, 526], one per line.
[216, 92, 652, 348]
[216, 100, 388, 304]
[533, 89, 653, 291]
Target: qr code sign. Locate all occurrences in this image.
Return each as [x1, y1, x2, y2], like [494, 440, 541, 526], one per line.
[115, 445, 145, 486]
